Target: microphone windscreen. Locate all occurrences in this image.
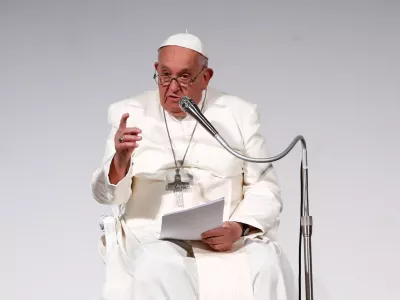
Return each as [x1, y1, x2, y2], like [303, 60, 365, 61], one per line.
[179, 96, 196, 112]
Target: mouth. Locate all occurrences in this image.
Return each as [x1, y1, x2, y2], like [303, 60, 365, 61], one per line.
[166, 95, 181, 103]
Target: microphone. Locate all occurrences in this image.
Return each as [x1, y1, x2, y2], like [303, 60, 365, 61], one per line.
[179, 96, 219, 137]
[179, 96, 306, 163]
[179, 95, 314, 300]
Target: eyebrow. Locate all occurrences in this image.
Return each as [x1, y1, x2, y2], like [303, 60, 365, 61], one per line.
[160, 65, 192, 74]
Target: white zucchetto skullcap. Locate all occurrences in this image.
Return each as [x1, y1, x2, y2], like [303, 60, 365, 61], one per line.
[158, 31, 208, 59]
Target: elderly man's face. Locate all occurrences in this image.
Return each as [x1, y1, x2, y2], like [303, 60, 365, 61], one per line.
[154, 46, 213, 117]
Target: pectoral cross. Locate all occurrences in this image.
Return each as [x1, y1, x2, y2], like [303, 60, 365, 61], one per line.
[166, 169, 190, 207]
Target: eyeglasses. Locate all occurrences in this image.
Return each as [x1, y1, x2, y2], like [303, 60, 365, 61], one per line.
[153, 65, 206, 88]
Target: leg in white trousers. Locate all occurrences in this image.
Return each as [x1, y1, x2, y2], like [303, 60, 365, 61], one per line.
[245, 239, 297, 300]
[129, 240, 199, 300]
[101, 235, 295, 300]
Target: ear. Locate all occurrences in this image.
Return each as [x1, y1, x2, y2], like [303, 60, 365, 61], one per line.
[202, 68, 214, 89]
[154, 62, 159, 72]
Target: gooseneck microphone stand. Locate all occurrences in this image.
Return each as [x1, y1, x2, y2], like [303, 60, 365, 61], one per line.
[180, 97, 314, 300]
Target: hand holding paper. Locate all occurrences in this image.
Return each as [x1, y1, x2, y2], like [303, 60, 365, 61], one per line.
[201, 221, 243, 252]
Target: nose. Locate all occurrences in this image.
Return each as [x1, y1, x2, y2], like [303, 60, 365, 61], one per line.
[168, 78, 181, 93]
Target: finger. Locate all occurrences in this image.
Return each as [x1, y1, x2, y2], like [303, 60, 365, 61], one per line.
[119, 113, 129, 129]
[201, 227, 226, 239]
[203, 236, 226, 246]
[122, 127, 142, 135]
[118, 135, 142, 142]
[212, 243, 232, 252]
[117, 142, 139, 151]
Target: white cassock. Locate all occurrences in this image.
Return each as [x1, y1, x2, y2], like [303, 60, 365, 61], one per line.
[91, 86, 296, 300]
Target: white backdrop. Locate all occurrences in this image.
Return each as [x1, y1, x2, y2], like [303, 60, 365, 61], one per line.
[1, 1, 399, 299]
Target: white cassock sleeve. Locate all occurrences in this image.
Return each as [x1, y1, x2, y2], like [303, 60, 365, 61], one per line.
[91, 103, 134, 206]
[229, 103, 283, 237]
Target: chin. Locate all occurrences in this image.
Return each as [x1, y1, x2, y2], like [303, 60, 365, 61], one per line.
[171, 111, 186, 117]
[162, 101, 186, 116]
[168, 104, 183, 113]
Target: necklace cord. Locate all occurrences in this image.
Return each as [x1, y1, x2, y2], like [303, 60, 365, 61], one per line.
[163, 90, 208, 171]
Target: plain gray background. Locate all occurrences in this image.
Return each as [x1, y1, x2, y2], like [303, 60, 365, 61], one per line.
[1, 0, 399, 299]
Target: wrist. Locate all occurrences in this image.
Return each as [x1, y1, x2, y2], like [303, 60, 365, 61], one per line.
[230, 222, 243, 238]
[109, 154, 131, 185]
[113, 154, 130, 172]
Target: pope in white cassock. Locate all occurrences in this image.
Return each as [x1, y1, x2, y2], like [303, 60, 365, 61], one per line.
[91, 32, 296, 300]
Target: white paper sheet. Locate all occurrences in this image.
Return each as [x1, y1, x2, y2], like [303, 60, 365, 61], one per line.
[159, 197, 225, 240]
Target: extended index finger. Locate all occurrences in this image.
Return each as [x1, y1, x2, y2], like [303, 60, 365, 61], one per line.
[119, 113, 129, 129]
